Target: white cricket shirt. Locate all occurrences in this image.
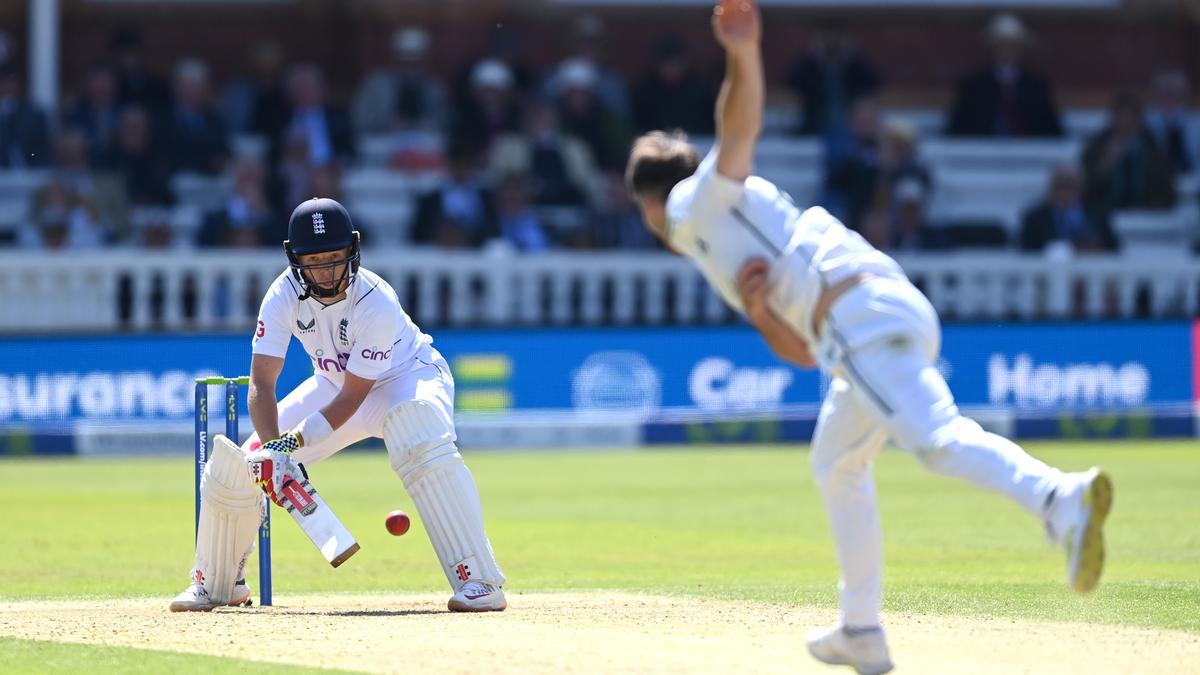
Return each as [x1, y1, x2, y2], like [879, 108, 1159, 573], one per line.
[666, 148, 906, 343]
[252, 266, 432, 386]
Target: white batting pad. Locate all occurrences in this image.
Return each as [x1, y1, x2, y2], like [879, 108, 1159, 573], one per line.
[384, 402, 505, 588]
[194, 434, 264, 604]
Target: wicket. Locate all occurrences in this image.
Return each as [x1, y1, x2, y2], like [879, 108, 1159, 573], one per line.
[194, 376, 272, 606]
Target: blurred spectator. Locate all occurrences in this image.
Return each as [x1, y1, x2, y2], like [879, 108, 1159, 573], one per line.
[27, 179, 105, 250]
[826, 118, 931, 232]
[822, 97, 880, 214]
[1021, 164, 1116, 253]
[449, 59, 523, 156]
[632, 37, 716, 134]
[109, 27, 170, 113]
[64, 65, 121, 165]
[544, 14, 632, 119]
[0, 64, 52, 168]
[50, 128, 128, 235]
[1082, 92, 1176, 212]
[553, 58, 632, 171]
[1144, 68, 1200, 176]
[946, 13, 1062, 138]
[410, 144, 497, 248]
[494, 172, 550, 252]
[274, 64, 355, 169]
[222, 41, 288, 137]
[786, 24, 881, 136]
[588, 170, 659, 250]
[354, 27, 446, 135]
[198, 156, 278, 248]
[859, 179, 940, 252]
[491, 102, 599, 208]
[270, 131, 314, 216]
[99, 105, 174, 208]
[164, 59, 229, 175]
[131, 206, 176, 249]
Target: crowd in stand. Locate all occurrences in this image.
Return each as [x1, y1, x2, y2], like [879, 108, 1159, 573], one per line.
[2, 13, 1198, 255]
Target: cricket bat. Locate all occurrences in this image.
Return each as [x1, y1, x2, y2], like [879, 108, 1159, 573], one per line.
[277, 474, 361, 568]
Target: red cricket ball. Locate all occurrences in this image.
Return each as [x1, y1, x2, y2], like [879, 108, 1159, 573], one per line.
[385, 510, 411, 536]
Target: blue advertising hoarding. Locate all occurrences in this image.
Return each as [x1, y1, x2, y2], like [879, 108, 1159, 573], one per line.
[0, 322, 1193, 441]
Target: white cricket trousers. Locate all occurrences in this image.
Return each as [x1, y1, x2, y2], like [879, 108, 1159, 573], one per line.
[243, 343, 455, 465]
[810, 276, 1063, 628]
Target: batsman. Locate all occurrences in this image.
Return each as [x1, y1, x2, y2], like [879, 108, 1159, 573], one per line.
[171, 197, 507, 613]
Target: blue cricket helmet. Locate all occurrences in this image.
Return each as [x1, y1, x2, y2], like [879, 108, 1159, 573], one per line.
[283, 198, 361, 300]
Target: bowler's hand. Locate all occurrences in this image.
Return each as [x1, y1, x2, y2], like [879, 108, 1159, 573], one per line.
[712, 0, 761, 54]
[736, 258, 772, 325]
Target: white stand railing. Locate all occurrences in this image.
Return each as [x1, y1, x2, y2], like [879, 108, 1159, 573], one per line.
[0, 249, 1196, 332]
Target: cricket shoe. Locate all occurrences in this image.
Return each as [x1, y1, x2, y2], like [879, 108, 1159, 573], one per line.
[169, 579, 253, 612]
[447, 581, 507, 612]
[805, 624, 894, 675]
[1045, 467, 1114, 595]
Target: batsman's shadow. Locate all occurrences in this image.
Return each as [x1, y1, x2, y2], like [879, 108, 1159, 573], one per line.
[273, 608, 445, 617]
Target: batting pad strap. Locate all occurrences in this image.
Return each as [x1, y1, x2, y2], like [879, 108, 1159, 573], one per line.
[294, 411, 333, 449]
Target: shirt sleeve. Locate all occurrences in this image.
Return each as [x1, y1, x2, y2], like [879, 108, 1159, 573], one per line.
[346, 309, 401, 381]
[691, 145, 745, 211]
[251, 279, 292, 358]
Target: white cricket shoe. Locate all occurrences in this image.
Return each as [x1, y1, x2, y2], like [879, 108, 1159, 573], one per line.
[447, 581, 507, 612]
[168, 579, 252, 612]
[1046, 467, 1114, 595]
[805, 624, 894, 675]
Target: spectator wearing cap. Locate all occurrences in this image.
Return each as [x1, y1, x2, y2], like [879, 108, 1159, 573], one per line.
[1144, 68, 1200, 177]
[65, 65, 122, 165]
[449, 58, 523, 156]
[410, 144, 498, 249]
[632, 37, 716, 134]
[353, 27, 447, 135]
[544, 14, 632, 119]
[946, 13, 1063, 137]
[490, 101, 599, 209]
[274, 64, 355, 169]
[786, 24, 882, 137]
[163, 59, 229, 175]
[0, 65, 52, 168]
[552, 58, 632, 171]
[827, 117, 931, 233]
[1020, 164, 1116, 253]
[1082, 92, 1176, 212]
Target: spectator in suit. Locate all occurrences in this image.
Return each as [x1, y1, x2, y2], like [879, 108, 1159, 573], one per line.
[1144, 68, 1200, 177]
[353, 27, 446, 135]
[65, 65, 122, 165]
[164, 59, 229, 175]
[198, 156, 278, 248]
[489, 102, 599, 209]
[410, 144, 497, 249]
[222, 41, 288, 137]
[946, 13, 1063, 138]
[109, 27, 170, 114]
[1082, 92, 1177, 212]
[0, 64, 52, 168]
[99, 105, 174, 208]
[826, 118, 931, 232]
[786, 24, 881, 136]
[448, 59, 523, 156]
[860, 178, 941, 252]
[632, 37, 716, 135]
[1021, 164, 1117, 253]
[276, 64, 355, 169]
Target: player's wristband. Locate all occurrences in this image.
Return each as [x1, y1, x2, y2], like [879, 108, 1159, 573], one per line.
[294, 412, 333, 448]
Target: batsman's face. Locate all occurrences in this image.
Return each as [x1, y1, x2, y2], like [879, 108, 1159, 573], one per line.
[297, 246, 351, 295]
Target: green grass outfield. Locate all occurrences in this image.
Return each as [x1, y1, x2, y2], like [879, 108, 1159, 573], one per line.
[2, 441, 1198, 669]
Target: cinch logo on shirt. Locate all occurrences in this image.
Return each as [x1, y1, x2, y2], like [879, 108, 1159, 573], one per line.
[361, 347, 391, 361]
[311, 348, 350, 373]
